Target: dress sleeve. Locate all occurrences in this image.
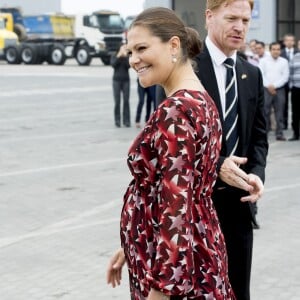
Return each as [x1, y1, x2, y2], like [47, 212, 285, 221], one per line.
[146, 101, 199, 295]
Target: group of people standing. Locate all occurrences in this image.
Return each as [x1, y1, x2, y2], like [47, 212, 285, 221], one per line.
[240, 34, 300, 141]
[107, 1, 269, 300]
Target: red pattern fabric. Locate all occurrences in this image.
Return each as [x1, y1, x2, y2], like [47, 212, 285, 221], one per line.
[120, 89, 235, 299]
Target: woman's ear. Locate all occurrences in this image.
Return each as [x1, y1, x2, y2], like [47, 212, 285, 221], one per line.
[169, 36, 180, 56]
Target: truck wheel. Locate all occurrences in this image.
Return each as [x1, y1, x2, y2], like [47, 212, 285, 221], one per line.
[49, 45, 66, 65]
[13, 23, 27, 41]
[21, 45, 38, 64]
[101, 56, 111, 65]
[5, 46, 21, 64]
[75, 45, 91, 66]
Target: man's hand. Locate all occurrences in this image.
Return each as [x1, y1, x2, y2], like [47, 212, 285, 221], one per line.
[240, 173, 264, 203]
[106, 248, 126, 288]
[219, 156, 264, 203]
[267, 84, 276, 95]
[219, 156, 253, 192]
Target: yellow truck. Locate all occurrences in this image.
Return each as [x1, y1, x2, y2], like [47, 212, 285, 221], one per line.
[0, 13, 18, 60]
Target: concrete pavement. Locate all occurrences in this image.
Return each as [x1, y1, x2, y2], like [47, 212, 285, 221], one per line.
[0, 60, 299, 299]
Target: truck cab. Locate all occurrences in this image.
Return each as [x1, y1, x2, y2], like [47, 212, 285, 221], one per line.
[74, 10, 125, 65]
[0, 13, 18, 59]
[0, 7, 27, 40]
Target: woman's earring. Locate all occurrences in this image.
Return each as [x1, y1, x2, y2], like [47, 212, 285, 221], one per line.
[172, 55, 177, 63]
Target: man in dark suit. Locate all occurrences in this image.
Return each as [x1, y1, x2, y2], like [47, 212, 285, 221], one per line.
[194, 1, 268, 300]
[280, 34, 299, 130]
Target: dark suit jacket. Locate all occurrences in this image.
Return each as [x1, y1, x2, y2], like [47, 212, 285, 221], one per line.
[281, 48, 299, 91]
[194, 45, 269, 223]
[280, 47, 299, 61]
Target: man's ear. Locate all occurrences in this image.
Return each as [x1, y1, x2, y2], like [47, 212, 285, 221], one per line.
[205, 9, 213, 28]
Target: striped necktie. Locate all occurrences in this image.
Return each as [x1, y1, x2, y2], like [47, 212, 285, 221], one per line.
[223, 58, 239, 156]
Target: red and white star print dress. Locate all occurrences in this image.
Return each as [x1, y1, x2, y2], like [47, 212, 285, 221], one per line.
[120, 89, 235, 299]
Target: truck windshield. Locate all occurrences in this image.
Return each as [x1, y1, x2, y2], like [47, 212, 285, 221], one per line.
[96, 14, 124, 32]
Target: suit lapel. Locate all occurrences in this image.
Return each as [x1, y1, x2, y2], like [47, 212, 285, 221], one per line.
[236, 57, 250, 149]
[197, 46, 224, 122]
[197, 48, 254, 152]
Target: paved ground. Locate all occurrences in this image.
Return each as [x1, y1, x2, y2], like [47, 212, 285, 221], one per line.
[0, 60, 299, 300]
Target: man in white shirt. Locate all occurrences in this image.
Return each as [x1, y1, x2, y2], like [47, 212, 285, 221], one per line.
[259, 42, 290, 140]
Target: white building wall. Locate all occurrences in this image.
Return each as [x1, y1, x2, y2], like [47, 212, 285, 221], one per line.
[144, 0, 277, 44]
[144, 0, 171, 9]
[248, 0, 276, 44]
[0, 0, 61, 14]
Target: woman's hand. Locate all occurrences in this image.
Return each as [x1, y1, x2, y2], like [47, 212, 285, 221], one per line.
[147, 288, 170, 300]
[106, 248, 126, 288]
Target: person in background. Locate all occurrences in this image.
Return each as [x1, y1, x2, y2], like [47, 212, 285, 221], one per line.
[259, 41, 289, 141]
[111, 43, 131, 127]
[194, 1, 268, 299]
[248, 39, 257, 55]
[255, 40, 269, 62]
[107, 7, 235, 300]
[135, 79, 156, 128]
[244, 39, 259, 66]
[281, 33, 298, 61]
[280, 33, 298, 130]
[155, 84, 166, 107]
[237, 41, 248, 60]
[289, 50, 300, 141]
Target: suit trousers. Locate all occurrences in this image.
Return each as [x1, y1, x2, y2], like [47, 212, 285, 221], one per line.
[283, 84, 290, 129]
[112, 80, 130, 126]
[291, 87, 300, 138]
[264, 87, 286, 137]
[213, 187, 253, 300]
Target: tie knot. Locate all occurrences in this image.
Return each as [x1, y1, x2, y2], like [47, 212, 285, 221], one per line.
[224, 58, 234, 68]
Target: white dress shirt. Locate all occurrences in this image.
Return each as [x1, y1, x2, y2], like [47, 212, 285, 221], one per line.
[259, 55, 290, 89]
[205, 36, 237, 117]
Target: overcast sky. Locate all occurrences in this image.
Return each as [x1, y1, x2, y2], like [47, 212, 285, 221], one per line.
[61, 0, 145, 18]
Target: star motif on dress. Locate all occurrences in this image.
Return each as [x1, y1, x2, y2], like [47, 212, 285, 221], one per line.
[183, 91, 194, 98]
[182, 279, 193, 293]
[170, 174, 179, 185]
[167, 123, 175, 134]
[164, 105, 180, 121]
[195, 220, 207, 235]
[170, 265, 184, 282]
[182, 229, 193, 242]
[201, 123, 210, 139]
[169, 214, 185, 231]
[182, 170, 194, 183]
[169, 156, 186, 171]
[146, 241, 154, 257]
[178, 189, 188, 199]
[171, 233, 179, 244]
[147, 185, 156, 198]
[213, 274, 224, 289]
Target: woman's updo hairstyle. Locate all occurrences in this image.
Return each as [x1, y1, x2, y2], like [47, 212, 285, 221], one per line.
[129, 7, 202, 63]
